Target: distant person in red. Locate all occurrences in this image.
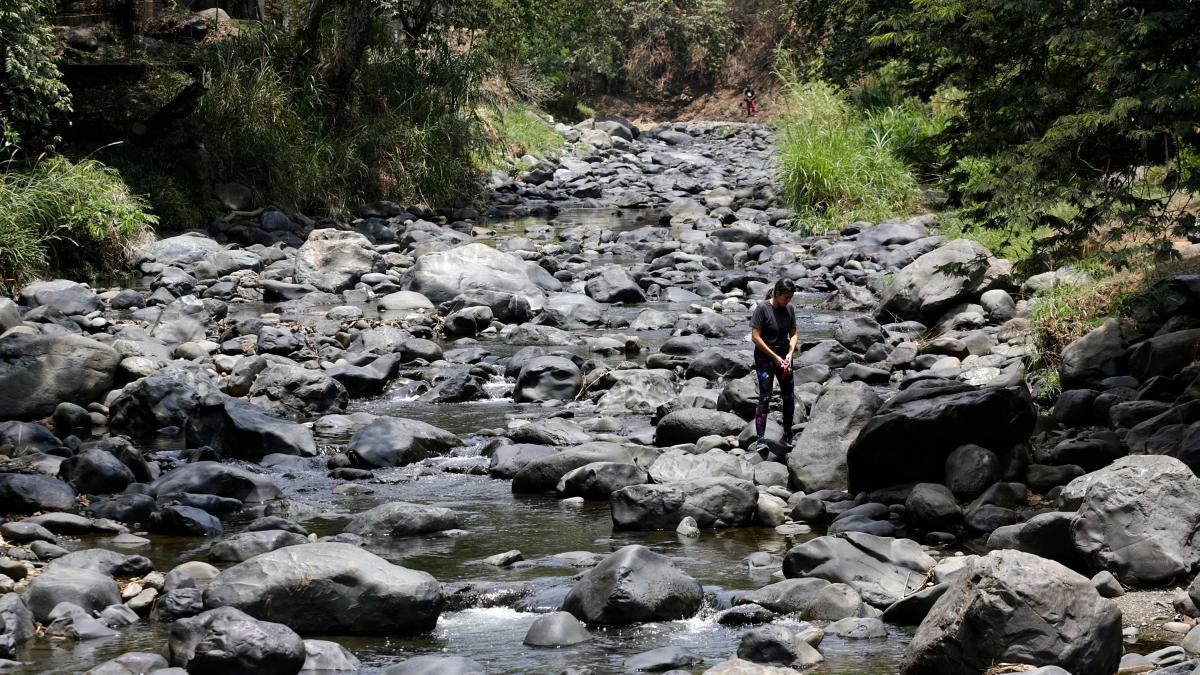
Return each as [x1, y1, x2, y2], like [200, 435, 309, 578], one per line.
[744, 87, 757, 117]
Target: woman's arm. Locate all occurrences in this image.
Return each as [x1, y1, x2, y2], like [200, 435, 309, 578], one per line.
[785, 327, 798, 361]
[752, 327, 782, 364]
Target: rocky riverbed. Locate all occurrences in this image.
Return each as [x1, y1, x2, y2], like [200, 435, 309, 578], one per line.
[0, 118, 1199, 674]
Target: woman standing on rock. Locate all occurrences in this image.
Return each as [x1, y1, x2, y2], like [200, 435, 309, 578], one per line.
[751, 279, 798, 449]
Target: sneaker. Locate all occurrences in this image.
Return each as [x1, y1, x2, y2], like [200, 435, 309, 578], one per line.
[782, 435, 794, 448]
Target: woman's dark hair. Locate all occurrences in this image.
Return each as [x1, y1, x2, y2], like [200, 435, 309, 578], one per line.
[766, 278, 796, 299]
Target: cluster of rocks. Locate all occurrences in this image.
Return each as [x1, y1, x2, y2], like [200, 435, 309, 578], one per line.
[0, 112, 1193, 673]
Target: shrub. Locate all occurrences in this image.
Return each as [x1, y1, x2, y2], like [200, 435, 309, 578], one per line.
[0, 156, 155, 291]
[774, 76, 918, 232]
[0, 0, 72, 148]
[484, 104, 564, 164]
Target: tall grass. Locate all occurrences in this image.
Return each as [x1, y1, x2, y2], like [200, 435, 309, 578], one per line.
[774, 77, 919, 232]
[481, 104, 565, 168]
[0, 156, 156, 292]
[192, 24, 492, 215]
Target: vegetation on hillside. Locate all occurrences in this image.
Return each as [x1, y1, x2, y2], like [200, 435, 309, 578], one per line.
[785, 0, 1200, 270]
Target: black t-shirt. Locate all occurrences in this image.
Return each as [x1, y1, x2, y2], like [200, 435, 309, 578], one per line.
[751, 299, 796, 356]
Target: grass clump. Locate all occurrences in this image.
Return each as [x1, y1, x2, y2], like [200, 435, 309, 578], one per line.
[774, 77, 920, 233]
[483, 104, 565, 165]
[191, 23, 490, 216]
[0, 155, 156, 292]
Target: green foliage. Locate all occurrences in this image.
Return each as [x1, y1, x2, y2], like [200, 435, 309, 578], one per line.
[0, 156, 156, 291]
[192, 18, 490, 215]
[482, 0, 736, 96]
[774, 75, 919, 232]
[793, 0, 1200, 267]
[0, 0, 72, 149]
[485, 105, 564, 164]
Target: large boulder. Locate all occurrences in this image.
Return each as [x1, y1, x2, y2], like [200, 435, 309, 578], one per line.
[23, 566, 120, 623]
[294, 229, 382, 292]
[876, 239, 1012, 323]
[649, 449, 753, 483]
[557, 462, 649, 500]
[654, 408, 746, 446]
[109, 371, 221, 434]
[166, 606, 306, 674]
[347, 417, 458, 467]
[0, 474, 76, 513]
[203, 542, 442, 635]
[247, 362, 348, 420]
[1068, 455, 1200, 586]
[585, 268, 646, 304]
[514, 356, 582, 403]
[900, 550, 1122, 675]
[1059, 318, 1129, 389]
[185, 398, 317, 461]
[403, 242, 554, 311]
[783, 533, 936, 608]
[1130, 329, 1200, 383]
[154, 461, 282, 503]
[18, 279, 102, 315]
[595, 370, 676, 414]
[342, 502, 459, 538]
[611, 478, 758, 530]
[0, 333, 120, 421]
[512, 443, 645, 493]
[136, 233, 223, 269]
[846, 381, 1036, 493]
[561, 545, 702, 625]
[787, 382, 882, 492]
[58, 447, 135, 495]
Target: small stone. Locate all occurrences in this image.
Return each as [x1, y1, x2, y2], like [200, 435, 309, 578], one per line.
[676, 516, 700, 537]
[1091, 570, 1124, 598]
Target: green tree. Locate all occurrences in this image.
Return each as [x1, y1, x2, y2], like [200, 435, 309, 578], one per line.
[0, 0, 72, 149]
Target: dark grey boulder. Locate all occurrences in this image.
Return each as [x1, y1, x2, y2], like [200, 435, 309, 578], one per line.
[611, 478, 757, 530]
[556, 462, 648, 500]
[109, 371, 221, 433]
[654, 408, 745, 446]
[384, 655, 485, 675]
[783, 533, 936, 608]
[585, 268, 645, 303]
[513, 356, 581, 403]
[788, 382, 882, 492]
[487, 443, 557, 479]
[512, 442, 645, 493]
[522, 611, 591, 647]
[153, 461, 282, 503]
[301, 639, 361, 672]
[900, 550, 1122, 675]
[24, 566, 120, 623]
[876, 239, 1012, 323]
[204, 542, 442, 635]
[0, 333, 120, 421]
[19, 280, 102, 316]
[944, 444, 999, 500]
[342, 501, 459, 538]
[0, 421, 62, 455]
[348, 417, 458, 468]
[209, 530, 309, 563]
[686, 349, 751, 380]
[735, 578, 831, 614]
[737, 625, 824, 667]
[185, 398, 317, 461]
[625, 645, 703, 671]
[561, 545, 702, 625]
[905, 483, 962, 532]
[846, 381, 1036, 493]
[153, 505, 223, 537]
[166, 606, 306, 674]
[49, 549, 152, 577]
[1069, 455, 1200, 586]
[58, 448, 135, 495]
[0, 473, 76, 514]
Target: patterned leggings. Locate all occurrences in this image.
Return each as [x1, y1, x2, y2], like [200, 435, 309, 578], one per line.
[754, 350, 794, 440]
